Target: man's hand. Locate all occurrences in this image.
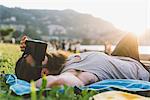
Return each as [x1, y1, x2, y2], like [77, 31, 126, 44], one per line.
[20, 36, 28, 51]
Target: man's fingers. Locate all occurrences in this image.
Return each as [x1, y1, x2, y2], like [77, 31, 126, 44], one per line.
[20, 35, 28, 52]
[20, 43, 26, 47]
[20, 37, 27, 44]
[20, 47, 25, 51]
[21, 36, 28, 41]
[20, 48, 25, 51]
[20, 43, 26, 51]
[20, 39, 25, 43]
[20, 36, 28, 44]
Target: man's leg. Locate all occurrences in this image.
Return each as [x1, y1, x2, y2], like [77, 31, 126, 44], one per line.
[111, 33, 140, 61]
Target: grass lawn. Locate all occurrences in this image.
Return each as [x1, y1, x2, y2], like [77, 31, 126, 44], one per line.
[0, 43, 22, 74]
[0, 43, 98, 100]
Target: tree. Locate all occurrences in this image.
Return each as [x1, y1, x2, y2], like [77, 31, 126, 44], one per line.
[0, 28, 14, 42]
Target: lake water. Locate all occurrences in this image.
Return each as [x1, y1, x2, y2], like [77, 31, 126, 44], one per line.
[80, 45, 150, 54]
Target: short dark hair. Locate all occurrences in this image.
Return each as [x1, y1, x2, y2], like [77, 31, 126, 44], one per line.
[45, 51, 68, 75]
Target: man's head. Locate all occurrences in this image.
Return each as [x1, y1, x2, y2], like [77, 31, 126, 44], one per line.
[45, 51, 68, 75]
[15, 51, 69, 82]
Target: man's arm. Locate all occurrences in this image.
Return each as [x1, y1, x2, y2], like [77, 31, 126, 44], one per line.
[36, 72, 84, 88]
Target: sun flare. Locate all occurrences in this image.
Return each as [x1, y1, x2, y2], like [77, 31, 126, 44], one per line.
[133, 32, 143, 37]
[130, 28, 144, 37]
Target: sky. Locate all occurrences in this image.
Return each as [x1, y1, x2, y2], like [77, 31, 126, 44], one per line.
[0, 0, 150, 36]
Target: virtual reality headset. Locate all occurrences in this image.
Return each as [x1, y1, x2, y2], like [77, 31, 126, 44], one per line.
[23, 39, 47, 67]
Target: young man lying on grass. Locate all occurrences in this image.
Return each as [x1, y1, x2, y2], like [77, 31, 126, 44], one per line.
[15, 33, 150, 88]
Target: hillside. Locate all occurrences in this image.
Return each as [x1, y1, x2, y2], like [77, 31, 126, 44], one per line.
[0, 5, 125, 44]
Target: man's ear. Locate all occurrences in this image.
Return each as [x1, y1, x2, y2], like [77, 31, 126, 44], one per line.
[41, 67, 50, 76]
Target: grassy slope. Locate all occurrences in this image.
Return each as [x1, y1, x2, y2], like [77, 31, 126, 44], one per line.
[0, 43, 22, 74]
[0, 43, 23, 99]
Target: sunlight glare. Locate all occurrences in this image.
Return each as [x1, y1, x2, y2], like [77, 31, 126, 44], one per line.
[132, 32, 143, 37]
[130, 28, 145, 37]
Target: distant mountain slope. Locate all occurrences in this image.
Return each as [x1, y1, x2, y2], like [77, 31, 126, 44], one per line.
[0, 5, 125, 44]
